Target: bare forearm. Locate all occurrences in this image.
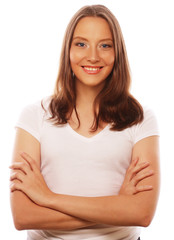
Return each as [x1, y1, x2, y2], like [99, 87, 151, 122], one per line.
[10, 134, 160, 229]
[43, 137, 160, 227]
[46, 193, 146, 227]
[11, 191, 96, 230]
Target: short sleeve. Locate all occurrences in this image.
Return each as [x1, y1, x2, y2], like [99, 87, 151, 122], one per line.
[132, 107, 159, 145]
[15, 102, 44, 142]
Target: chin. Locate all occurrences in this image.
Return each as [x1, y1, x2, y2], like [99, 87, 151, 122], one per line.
[76, 77, 106, 88]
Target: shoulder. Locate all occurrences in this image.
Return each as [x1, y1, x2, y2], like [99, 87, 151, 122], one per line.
[15, 96, 52, 142]
[143, 106, 157, 120]
[140, 106, 159, 132]
[130, 106, 159, 145]
[20, 96, 51, 118]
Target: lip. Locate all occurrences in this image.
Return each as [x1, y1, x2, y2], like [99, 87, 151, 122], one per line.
[81, 66, 103, 74]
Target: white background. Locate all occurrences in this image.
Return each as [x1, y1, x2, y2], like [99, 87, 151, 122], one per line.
[0, 0, 173, 239]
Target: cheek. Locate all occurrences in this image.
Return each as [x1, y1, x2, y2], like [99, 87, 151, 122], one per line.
[100, 51, 115, 66]
[109, 53, 115, 65]
[70, 48, 84, 64]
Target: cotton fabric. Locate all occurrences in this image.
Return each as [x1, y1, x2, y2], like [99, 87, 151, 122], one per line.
[15, 97, 159, 240]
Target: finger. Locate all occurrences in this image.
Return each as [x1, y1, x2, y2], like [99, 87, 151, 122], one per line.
[20, 152, 39, 172]
[130, 161, 150, 180]
[126, 158, 142, 181]
[132, 157, 139, 167]
[135, 185, 153, 194]
[9, 162, 31, 175]
[10, 181, 23, 192]
[130, 157, 139, 169]
[126, 158, 139, 181]
[132, 170, 154, 186]
[10, 171, 25, 182]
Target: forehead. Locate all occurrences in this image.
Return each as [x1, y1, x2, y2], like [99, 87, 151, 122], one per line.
[73, 17, 113, 40]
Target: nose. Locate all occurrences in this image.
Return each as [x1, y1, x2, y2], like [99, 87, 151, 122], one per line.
[86, 46, 100, 63]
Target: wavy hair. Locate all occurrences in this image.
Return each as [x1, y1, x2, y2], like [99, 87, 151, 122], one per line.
[48, 4, 143, 131]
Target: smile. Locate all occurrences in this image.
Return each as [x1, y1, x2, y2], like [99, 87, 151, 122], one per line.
[82, 66, 103, 74]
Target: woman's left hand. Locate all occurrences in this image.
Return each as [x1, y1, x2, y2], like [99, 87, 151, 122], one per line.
[10, 152, 53, 207]
[119, 158, 154, 195]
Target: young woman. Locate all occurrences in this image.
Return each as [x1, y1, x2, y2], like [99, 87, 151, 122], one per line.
[10, 5, 160, 240]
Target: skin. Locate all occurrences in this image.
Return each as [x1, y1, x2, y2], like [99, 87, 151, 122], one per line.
[10, 17, 160, 230]
[10, 129, 97, 230]
[10, 140, 154, 229]
[69, 17, 115, 137]
[70, 17, 115, 90]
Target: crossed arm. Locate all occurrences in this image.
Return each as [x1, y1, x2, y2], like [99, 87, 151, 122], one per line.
[10, 129, 94, 230]
[10, 128, 160, 230]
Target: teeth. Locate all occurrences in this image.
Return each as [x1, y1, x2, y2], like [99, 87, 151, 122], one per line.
[84, 67, 100, 71]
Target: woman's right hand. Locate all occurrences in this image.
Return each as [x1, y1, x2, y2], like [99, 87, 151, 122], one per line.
[119, 158, 154, 196]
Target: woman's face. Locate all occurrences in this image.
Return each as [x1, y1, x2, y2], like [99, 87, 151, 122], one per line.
[70, 17, 115, 90]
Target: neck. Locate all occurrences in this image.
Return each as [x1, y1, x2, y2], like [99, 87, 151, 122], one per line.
[75, 80, 104, 111]
[69, 79, 107, 130]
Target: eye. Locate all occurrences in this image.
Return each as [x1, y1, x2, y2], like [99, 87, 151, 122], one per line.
[75, 42, 86, 47]
[101, 44, 112, 48]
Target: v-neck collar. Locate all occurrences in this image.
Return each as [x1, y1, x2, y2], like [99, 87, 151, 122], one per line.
[66, 123, 110, 142]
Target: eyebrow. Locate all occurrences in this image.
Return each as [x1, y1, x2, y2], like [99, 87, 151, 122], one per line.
[72, 36, 113, 42]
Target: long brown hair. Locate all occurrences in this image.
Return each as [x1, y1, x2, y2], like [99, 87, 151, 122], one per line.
[48, 4, 143, 131]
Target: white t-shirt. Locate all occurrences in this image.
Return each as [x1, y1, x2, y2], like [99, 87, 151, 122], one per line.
[15, 97, 159, 240]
